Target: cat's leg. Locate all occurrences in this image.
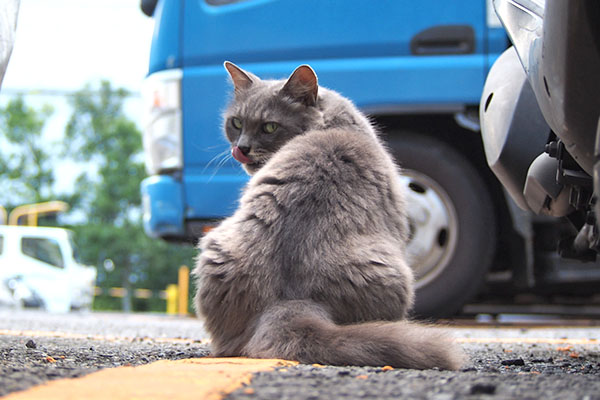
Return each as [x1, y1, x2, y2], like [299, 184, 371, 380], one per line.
[194, 232, 259, 357]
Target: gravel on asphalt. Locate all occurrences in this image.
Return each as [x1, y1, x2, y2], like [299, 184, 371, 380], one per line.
[225, 342, 600, 400]
[3, 311, 600, 399]
[0, 334, 210, 396]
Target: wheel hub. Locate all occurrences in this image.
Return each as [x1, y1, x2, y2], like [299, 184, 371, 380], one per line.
[399, 170, 459, 289]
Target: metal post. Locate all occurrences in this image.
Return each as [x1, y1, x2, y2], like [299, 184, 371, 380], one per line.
[166, 284, 178, 315]
[178, 265, 189, 316]
[8, 201, 69, 226]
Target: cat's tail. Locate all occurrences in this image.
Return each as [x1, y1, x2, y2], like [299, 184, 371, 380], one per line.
[242, 300, 464, 370]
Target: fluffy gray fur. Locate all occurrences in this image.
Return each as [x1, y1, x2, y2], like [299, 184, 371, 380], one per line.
[193, 62, 464, 370]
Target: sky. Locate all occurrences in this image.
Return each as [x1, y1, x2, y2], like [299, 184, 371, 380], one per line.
[3, 0, 154, 92]
[0, 0, 155, 201]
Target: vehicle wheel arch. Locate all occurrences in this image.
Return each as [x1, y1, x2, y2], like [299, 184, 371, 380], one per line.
[371, 112, 525, 272]
[370, 113, 527, 316]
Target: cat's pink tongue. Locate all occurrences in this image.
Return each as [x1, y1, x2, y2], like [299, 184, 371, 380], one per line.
[232, 146, 251, 164]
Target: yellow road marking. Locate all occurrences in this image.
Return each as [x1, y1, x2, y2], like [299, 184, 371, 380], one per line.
[3, 358, 297, 400]
[2, 327, 599, 399]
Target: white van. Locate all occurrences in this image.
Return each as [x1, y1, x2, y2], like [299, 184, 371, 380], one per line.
[0, 226, 97, 313]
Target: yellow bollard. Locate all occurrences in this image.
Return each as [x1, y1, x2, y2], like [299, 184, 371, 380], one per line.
[166, 284, 178, 315]
[178, 265, 190, 316]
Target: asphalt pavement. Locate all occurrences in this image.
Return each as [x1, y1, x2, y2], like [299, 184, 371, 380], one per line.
[2, 310, 600, 399]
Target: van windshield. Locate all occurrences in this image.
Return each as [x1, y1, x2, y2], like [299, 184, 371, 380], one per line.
[21, 237, 65, 269]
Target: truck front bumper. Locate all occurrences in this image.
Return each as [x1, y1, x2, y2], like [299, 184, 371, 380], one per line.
[141, 175, 185, 238]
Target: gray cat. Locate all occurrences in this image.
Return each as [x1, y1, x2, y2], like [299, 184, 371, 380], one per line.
[193, 62, 464, 370]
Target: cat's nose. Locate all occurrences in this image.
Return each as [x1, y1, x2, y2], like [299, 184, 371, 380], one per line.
[237, 145, 251, 156]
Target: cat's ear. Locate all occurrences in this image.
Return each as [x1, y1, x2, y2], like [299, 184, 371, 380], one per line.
[224, 61, 254, 93]
[281, 65, 318, 107]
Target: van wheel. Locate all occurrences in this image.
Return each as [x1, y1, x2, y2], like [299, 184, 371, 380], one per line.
[389, 133, 496, 318]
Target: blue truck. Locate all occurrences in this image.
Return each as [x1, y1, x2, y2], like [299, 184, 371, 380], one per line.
[140, 0, 586, 318]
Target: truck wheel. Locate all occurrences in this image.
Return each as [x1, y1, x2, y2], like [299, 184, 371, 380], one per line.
[388, 133, 496, 318]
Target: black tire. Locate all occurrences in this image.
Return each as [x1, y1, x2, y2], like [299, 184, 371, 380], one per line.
[388, 133, 496, 318]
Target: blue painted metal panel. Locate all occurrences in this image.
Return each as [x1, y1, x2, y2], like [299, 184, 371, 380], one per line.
[182, 55, 488, 170]
[141, 175, 185, 237]
[148, 0, 182, 74]
[182, 0, 487, 65]
[183, 172, 247, 219]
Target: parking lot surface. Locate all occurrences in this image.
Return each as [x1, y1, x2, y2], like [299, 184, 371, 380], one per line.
[2, 311, 600, 399]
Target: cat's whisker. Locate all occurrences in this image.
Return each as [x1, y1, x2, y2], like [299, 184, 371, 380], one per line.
[206, 152, 236, 182]
[203, 148, 231, 171]
[202, 144, 229, 152]
[215, 153, 234, 170]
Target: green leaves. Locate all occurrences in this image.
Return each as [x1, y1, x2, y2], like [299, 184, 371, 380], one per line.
[65, 82, 135, 160]
[0, 96, 55, 204]
[64, 81, 145, 224]
[0, 81, 196, 312]
[62, 81, 195, 311]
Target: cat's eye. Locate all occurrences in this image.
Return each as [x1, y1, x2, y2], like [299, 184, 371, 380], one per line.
[231, 117, 243, 130]
[262, 122, 278, 134]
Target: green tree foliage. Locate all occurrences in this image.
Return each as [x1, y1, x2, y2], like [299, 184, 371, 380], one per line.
[63, 81, 196, 312]
[71, 222, 196, 312]
[0, 96, 55, 205]
[0, 84, 196, 312]
[65, 81, 146, 224]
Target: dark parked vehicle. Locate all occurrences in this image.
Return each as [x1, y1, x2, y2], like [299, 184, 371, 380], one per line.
[481, 0, 600, 300]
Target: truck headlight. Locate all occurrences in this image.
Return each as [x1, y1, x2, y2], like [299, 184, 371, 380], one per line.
[141, 69, 183, 175]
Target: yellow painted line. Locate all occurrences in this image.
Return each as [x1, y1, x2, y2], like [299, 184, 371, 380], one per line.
[3, 358, 297, 400]
[0, 329, 209, 345]
[457, 337, 599, 345]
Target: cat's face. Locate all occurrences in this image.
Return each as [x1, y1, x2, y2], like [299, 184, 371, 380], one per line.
[223, 62, 321, 175]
